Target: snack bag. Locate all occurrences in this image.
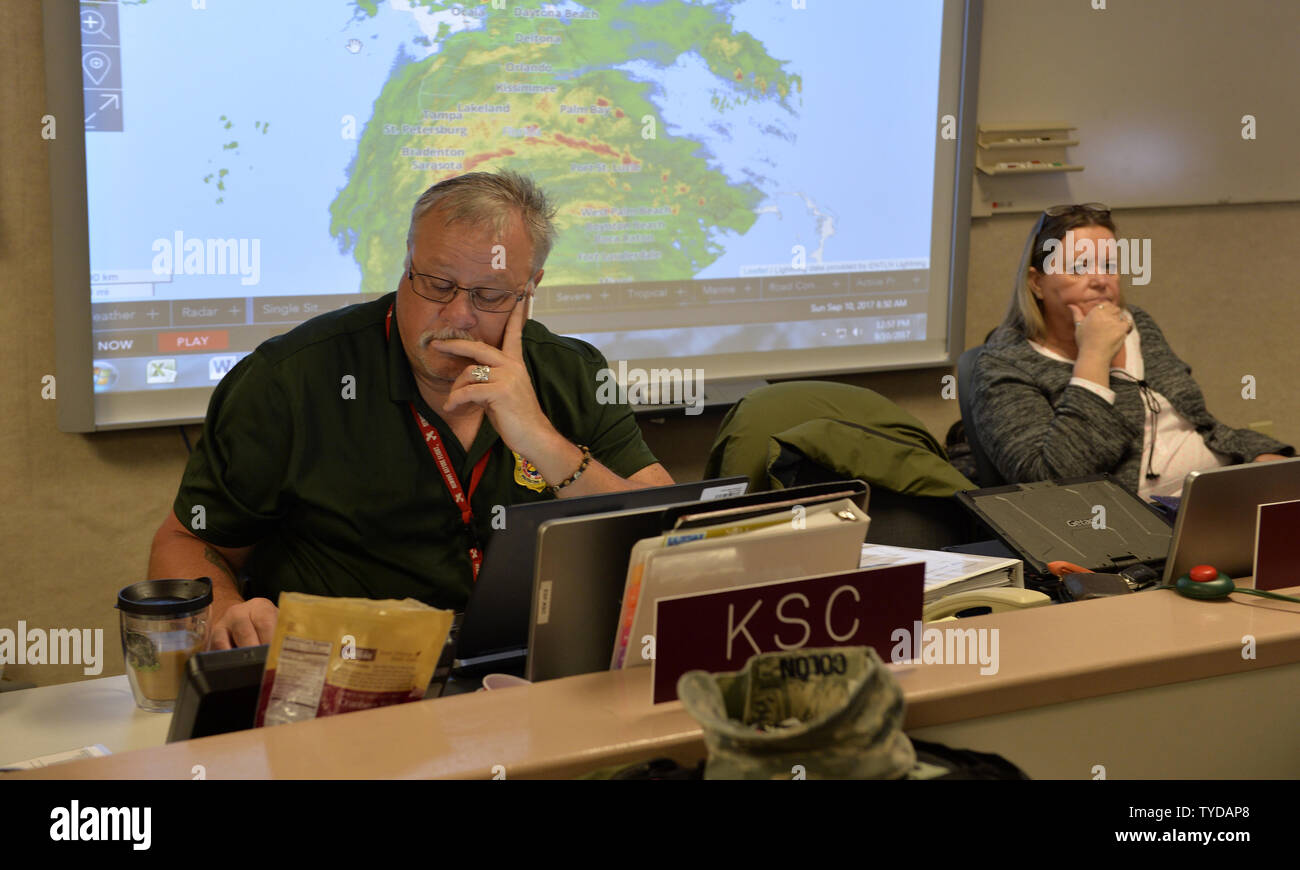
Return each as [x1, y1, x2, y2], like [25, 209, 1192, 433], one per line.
[254, 593, 453, 727]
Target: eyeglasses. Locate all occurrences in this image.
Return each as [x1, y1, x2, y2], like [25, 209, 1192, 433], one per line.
[1031, 203, 1115, 272]
[1043, 202, 1111, 218]
[1060, 256, 1119, 276]
[406, 268, 528, 313]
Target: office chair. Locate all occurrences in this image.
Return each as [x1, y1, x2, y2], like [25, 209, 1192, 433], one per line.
[956, 346, 1006, 488]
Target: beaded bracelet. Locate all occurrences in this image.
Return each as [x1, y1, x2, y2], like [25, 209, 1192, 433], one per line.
[551, 445, 592, 494]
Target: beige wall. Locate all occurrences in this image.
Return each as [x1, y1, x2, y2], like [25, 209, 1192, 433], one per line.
[2, 1, 1295, 686]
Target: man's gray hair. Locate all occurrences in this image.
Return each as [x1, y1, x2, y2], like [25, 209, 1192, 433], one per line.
[406, 170, 558, 273]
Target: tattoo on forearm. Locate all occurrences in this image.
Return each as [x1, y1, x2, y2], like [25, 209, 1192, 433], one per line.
[203, 546, 238, 585]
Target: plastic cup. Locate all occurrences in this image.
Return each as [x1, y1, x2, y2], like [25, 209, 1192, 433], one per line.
[481, 673, 532, 691]
[117, 578, 212, 712]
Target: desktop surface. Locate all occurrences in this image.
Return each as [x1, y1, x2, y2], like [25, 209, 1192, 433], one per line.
[0, 675, 173, 768]
[9, 580, 1299, 780]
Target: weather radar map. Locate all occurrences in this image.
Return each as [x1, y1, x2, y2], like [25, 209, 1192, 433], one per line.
[82, 0, 943, 395]
[334, 0, 806, 292]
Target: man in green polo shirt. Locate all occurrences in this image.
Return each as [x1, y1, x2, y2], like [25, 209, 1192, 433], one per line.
[147, 171, 673, 649]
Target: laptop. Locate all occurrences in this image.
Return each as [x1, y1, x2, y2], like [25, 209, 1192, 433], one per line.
[1163, 457, 1300, 584]
[451, 476, 748, 675]
[525, 480, 871, 683]
[956, 475, 1172, 581]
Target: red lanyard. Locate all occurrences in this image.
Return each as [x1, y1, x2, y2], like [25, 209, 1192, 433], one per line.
[386, 305, 491, 580]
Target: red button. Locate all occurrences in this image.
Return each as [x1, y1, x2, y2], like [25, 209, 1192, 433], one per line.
[158, 330, 229, 352]
[1189, 564, 1219, 583]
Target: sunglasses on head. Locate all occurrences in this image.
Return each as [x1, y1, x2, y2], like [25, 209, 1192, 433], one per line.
[1043, 202, 1111, 218]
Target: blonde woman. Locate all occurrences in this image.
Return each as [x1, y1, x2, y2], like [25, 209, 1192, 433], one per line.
[969, 203, 1291, 497]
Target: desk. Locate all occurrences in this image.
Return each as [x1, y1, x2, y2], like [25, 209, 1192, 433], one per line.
[0, 675, 173, 767]
[6, 584, 1300, 779]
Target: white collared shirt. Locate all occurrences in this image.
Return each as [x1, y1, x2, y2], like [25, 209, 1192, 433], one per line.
[1028, 312, 1229, 499]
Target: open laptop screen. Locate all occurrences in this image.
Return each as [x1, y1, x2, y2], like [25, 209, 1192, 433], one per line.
[526, 480, 870, 682]
[1165, 457, 1300, 583]
[453, 477, 748, 668]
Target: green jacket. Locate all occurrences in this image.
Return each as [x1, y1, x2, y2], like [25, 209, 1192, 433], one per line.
[704, 382, 973, 496]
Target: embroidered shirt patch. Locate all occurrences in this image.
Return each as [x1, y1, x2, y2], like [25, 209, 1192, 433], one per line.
[512, 451, 547, 492]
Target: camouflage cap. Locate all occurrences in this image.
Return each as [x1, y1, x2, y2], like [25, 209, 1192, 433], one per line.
[677, 646, 915, 780]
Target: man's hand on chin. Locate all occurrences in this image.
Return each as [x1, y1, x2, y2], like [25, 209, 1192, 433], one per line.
[430, 297, 670, 495]
[432, 295, 558, 459]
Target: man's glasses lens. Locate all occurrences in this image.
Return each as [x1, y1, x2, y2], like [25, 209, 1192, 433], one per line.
[473, 289, 515, 312]
[410, 273, 518, 312]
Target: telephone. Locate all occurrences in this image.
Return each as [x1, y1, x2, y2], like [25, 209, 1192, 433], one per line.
[922, 587, 1051, 622]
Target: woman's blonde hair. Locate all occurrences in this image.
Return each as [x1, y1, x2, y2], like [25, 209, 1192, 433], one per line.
[1002, 208, 1119, 340]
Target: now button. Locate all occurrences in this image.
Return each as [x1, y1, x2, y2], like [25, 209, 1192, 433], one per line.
[158, 330, 228, 351]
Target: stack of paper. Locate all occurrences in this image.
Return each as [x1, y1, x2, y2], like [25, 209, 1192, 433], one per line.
[858, 543, 1023, 604]
[611, 498, 870, 669]
[1, 743, 112, 771]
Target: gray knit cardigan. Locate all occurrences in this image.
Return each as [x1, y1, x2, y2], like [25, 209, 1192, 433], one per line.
[970, 305, 1293, 493]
